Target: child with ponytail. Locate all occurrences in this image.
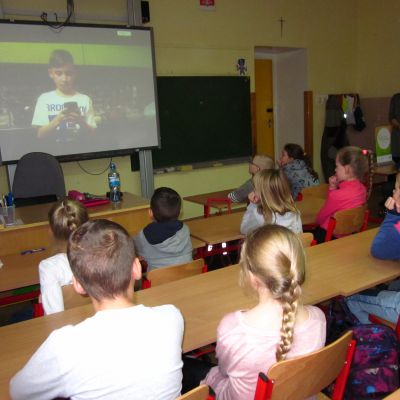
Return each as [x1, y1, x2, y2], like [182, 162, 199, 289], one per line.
[39, 199, 89, 314]
[314, 146, 373, 243]
[278, 143, 320, 199]
[202, 225, 326, 399]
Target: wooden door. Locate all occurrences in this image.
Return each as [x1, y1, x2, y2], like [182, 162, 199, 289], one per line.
[255, 59, 274, 158]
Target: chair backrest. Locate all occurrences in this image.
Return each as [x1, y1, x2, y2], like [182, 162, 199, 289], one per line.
[298, 232, 315, 247]
[254, 331, 355, 400]
[62, 285, 91, 310]
[368, 314, 400, 341]
[325, 205, 369, 241]
[145, 258, 207, 288]
[301, 183, 329, 199]
[12, 152, 66, 201]
[177, 384, 215, 400]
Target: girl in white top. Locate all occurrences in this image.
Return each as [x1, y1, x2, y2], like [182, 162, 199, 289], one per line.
[202, 225, 326, 399]
[240, 168, 302, 235]
[39, 199, 88, 314]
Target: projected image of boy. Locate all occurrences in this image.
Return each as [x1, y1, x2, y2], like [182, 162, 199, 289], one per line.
[32, 49, 96, 138]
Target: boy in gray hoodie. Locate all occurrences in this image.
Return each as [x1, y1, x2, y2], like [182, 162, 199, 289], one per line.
[134, 187, 193, 270]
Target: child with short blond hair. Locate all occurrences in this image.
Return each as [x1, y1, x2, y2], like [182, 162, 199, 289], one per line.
[228, 154, 274, 203]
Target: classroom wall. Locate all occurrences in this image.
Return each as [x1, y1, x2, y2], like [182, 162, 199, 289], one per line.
[356, 0, 400, 98]
[1, 0, 388, 218]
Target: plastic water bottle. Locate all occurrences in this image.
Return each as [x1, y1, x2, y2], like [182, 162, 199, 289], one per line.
[108, 162, 121, 203]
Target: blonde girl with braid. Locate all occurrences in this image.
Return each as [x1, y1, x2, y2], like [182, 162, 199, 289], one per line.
[202, 225, 326, 400]
[314, 146, 373, 243]
[39, 199, 89, 315]
[240, 168, 303, 235]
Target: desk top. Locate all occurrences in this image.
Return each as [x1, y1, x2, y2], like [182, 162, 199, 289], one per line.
[1, 227, 398, 398]
[187, 211, 245, 245]
[384, 389, 400, 399]
[186, 196, 324, 245]
[0, 193, 150, 257]
[184, 189, 234, 207]
[1, 193, 149, 231]
[375, 163, 398, 176]
[0, 250, 53, 292]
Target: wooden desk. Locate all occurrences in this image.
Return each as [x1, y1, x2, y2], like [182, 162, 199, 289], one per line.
[184, 189, 246, 216]
[0, 225, 203, 297]
[1, 227, 399, 398]
[0, 193, 150, 257]
[191, 237, 206, 250]
[375, 163, 398, 177]
[0, 250, 53, 293]
[186, 196, 323, 246]
[297, 197, 324, 225]
[187, 211, 245, 245]
[307, 228, 400, 297]
[384, 389, 400, 399]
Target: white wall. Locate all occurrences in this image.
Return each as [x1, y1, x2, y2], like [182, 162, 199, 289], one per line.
[274, 49, 308, 153]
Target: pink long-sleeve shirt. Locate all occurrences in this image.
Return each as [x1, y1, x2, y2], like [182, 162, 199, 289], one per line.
[316, 180, 367, 230]
[202, 306, 326, 400]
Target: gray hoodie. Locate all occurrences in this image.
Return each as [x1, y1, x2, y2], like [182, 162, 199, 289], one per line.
[134, 223, 193, 270]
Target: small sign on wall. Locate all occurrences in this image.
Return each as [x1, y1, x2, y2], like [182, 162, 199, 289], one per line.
[200, 0, 215, 10]
[375, 125, 392, 164]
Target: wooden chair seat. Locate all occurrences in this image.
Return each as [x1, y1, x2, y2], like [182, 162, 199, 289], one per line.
[34, 284, 91, 317]
[62, 285, 91, 309]
[254, 331, 356, 400]
[177, 384, 215, 399]
[298, 232, 315, 247]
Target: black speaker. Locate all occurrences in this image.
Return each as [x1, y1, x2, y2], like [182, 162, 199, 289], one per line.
[141, 1, 150, 24]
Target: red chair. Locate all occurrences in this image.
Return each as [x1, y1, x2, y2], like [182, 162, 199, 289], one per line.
[204, 198, 232, 218]
[254, 331, 356, 400]
[368, 314, 400, 341]
[324, 205, 369, 242]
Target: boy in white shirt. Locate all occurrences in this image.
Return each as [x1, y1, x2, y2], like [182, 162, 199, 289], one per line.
[10, 219, 184, 400]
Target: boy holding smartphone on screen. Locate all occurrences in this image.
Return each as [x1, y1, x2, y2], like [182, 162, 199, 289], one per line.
[32, 49, 96, 138]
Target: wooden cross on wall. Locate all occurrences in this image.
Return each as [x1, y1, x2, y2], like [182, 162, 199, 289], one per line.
[278, 16, 286, 38]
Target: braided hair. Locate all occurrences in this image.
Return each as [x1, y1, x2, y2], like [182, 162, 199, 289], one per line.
[48, 199, 89, 246]
[239, 224, 305, 361]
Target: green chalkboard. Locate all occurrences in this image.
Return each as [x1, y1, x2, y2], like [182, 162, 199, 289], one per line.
[152, 76, 252, 169]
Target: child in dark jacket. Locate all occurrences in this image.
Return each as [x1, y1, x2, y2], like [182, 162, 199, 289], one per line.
[346, 173, 400, 324]
[371, 172, 400, 260]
